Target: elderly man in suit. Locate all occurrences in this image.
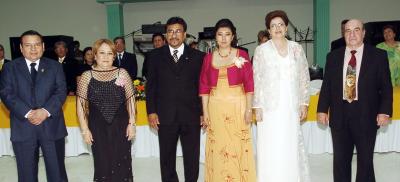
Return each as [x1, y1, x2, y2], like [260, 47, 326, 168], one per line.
[54, 41, 78, 95]
[113, 36, 138, 79]
[0, 30, 68, 182]
[317, 19, 392, 182]
[146, 17, 205, 182]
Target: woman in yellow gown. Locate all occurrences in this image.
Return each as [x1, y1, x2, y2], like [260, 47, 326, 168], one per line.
[199, 18, 256, 182]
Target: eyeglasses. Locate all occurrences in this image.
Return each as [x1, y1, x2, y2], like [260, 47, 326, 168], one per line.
[270, 23, 285, 29]
[166, 29, 184, 35]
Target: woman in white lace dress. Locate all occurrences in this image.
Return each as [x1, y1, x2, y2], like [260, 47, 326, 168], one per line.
[253, 10, 311, 182]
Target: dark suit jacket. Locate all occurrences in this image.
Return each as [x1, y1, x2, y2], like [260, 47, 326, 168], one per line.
[57, 56, 78, 93]
[113, 51, 138, 79]
[146, 45, 205, 125]
[331, 37, 346, 51]
[0, 57, 67, 142]
[317, 45, 392, 131]
[142, 52, 150, 78]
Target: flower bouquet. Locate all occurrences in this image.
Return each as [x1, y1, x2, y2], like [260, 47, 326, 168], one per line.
[133, 79, 146, 101]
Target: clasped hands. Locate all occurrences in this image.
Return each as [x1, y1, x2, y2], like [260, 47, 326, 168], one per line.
[317, 113, 390, 126]
[27, 109, 48, 125]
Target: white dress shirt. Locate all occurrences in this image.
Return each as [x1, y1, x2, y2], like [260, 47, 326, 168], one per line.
[169, 44, 184, 60]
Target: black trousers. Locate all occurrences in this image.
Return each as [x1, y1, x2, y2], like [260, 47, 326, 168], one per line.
[12, 126, 68, 182]
[331, 101, 377, 182]
[158, 124, 200, 182]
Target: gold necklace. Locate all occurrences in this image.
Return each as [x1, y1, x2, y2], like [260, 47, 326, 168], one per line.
[217, 48, 232, 58]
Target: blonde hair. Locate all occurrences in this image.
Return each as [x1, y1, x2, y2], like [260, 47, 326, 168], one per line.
[92, 39, 116, 56]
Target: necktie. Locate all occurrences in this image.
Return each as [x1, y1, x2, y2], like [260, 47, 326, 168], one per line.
[345, 50, 357, 103]
[118, 54, 122, 66]
[30, 63, 37, 83]
[173, 50, 179, 63]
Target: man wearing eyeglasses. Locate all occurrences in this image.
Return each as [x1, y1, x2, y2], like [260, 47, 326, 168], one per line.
[146, 16, 205, 182]
[0, 30, 68, 182]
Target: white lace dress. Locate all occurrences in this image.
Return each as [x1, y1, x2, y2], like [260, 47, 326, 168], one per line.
[253, 40, 311, 182]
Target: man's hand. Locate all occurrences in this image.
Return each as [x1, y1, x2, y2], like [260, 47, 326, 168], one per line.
[148, 113, 160, 130]
[28, 109, 49, 125]
[377, 114, 390, 126]
[317, 112, 329, 125]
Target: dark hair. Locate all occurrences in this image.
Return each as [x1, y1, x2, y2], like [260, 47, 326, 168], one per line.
[20, 30, 43, 43]
[82, 46, 92, 64]
[265, 10, 289, 29]
[341, 19, 349, 25]
[152, 33, 165, 42]
[113, 36, 125, 44]
[214, 18, 238, 47]
[257, 30, 270, 43]
[383, 25, 396, 34]
[73, 40, 80, 46]
[166, 17, 187, 32]
[54, 41, 67, 48]
[0, 44, 4, 50]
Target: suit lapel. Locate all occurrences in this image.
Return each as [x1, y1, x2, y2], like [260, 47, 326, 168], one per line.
[358, 45, 369, 83]
[36, 58, 48, 83]
[175, 45, 190, 73]
[337, 48, 345, 95]
[163, 46, 179, 72]
[16, 58, 32, 84]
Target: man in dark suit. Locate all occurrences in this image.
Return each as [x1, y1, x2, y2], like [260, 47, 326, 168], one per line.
[0, 44, 11, 77]
[113, 36, 138, 79]
[142, 33, 166, 78]
[0, 30, 68, 182]
[54, 41, 78, 95]
[146, 17, 205, 182]
[317, 19, 392, 182]
[331, 19, 349, 51]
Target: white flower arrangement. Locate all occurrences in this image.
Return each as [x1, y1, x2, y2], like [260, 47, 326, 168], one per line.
[115, 76, 127, 87]
[233, 57, 248, 68]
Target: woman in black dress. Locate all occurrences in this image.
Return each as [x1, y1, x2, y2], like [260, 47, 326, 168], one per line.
[77, 39, 136, 182]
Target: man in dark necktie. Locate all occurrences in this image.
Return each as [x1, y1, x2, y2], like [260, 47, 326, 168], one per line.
[317, 19, 392, 182]
[113, 36, 138, 79]
[0, 30, 68, 182]
[146, 17, 205, 182]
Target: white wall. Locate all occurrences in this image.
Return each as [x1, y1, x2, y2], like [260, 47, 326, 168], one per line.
[330, 0, 400, 40]
[0, 0, 106, 59]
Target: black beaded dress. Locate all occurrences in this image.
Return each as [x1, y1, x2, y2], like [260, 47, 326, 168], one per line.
[77, 68, 135, 182]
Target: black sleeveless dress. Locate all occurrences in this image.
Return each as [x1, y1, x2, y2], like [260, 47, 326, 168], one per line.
[86, 69, 133, 182]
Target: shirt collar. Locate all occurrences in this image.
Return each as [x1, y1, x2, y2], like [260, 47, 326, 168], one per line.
[25, 58, 40, 70]
[345, 43, 364, 54]
[118, 51, 125, 57]
[169, 44, 184, 56]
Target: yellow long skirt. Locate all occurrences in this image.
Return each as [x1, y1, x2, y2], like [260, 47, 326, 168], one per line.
[205, 69, 256, 182]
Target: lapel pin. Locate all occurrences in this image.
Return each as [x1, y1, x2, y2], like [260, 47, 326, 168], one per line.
[41, 69, 44, 72]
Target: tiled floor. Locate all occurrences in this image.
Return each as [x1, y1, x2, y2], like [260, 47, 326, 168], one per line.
[0, 153, 399, 182]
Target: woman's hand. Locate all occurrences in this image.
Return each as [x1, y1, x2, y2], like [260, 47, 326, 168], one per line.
[126, 124, 136, 141]
[201, 113, 210, 130]
[82, 129, 94, 145]
[244, 109, 253, 124]
[299, 105, 308, 121]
